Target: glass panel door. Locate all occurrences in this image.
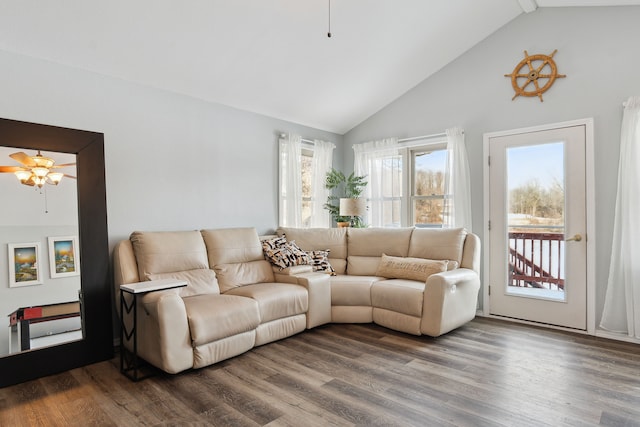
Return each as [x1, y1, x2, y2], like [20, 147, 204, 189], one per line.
[506, 142, 565, 301]
[488, 125, 587, 330]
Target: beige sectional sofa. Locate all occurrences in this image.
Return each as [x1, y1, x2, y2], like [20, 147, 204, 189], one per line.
[113, 226, 480, 375]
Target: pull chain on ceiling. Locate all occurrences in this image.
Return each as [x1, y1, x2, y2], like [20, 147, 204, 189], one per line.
[327, 0, 332, 37]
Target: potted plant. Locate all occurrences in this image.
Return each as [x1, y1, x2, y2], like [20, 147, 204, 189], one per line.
[324, 168, 368, 227]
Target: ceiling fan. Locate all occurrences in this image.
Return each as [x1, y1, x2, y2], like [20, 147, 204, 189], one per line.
[0, 150, 76, 188]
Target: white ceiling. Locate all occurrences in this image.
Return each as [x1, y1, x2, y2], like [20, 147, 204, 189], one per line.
[0, 0, 638, 134]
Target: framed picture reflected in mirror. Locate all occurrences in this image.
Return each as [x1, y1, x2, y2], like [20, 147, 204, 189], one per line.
[8, 242, 42, 287]
[48, 236, 80, 279]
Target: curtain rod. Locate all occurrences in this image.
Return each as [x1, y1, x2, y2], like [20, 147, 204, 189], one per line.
[279, 132, 314, 145]
[398, 131, 449, 143]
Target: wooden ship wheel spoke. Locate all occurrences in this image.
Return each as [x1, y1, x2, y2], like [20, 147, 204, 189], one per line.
[505, 49, 566, 102]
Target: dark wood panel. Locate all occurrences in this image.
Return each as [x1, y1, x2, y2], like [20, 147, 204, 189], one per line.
[0, 118, 113, 387]
[1, 318, 639, 426]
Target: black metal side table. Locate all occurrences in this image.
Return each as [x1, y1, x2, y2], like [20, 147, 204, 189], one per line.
[120, 279, 187, 381]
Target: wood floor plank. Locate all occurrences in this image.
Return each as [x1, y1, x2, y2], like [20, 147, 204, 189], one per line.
[211, 365, 349, 427]
[221, 355, 354, 426]
[1, 318, 639, 426]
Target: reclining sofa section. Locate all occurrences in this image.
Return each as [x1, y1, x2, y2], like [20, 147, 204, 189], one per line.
[113, 226, 481, 374]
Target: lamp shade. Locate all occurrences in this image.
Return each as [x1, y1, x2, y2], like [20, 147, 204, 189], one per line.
[339, 198, 366, 217]
[14, 170, 32, 183]
[48, 172, 64, 184]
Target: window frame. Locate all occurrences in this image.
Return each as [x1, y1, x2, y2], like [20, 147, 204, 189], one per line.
[408, 142, 450, 228]
[300, 146, 314, 228]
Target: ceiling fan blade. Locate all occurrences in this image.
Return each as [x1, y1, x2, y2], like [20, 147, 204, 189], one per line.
[9, 152, 36, 167]
[0, 166, 28, 173]
[63, 174, 77, 180]
[52, 162, 76, 168]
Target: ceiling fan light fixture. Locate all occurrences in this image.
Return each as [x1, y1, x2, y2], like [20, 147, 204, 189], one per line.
[3, 150, 76, 188]
[34, 176, 47, 188]
[33, 153, 54, 168]
[14, 170, 32, 184]
[33, 167, 49, 178]
[48, 172, 64, 185]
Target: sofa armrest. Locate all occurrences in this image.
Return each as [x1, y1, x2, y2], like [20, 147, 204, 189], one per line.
[272, 265, 314, 276]
[135, 290, 193, 374]
[275, 271, 331, 328]
[420, 268, 480, 337]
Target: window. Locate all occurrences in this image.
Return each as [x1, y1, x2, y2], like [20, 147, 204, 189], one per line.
[279, 134, 334, 228]
[354, 139, 449, 228]
[411, 145, 449, 228]
[355, 129, 471, 230]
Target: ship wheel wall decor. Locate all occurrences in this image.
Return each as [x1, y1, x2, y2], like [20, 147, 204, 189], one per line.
[505, 49, 566, 102]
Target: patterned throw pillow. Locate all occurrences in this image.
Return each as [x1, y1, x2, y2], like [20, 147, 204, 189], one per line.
[306, 249, 336, 275]
[376, 254, 448, 282]
[262, 237, 311, 270]
[288, 240, 313, 265]
[261, 236, 287, 251]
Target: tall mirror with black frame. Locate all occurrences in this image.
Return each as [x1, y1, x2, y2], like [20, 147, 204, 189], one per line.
[0, 118, 112, 388]
[0, 147, 81, 357]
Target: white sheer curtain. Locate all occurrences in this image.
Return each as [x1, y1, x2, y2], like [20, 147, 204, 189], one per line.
[353, 138, 400, 227]
[310, 139, 335, 227]
[445, 127, 473, 231]
[278, 133, 302, 227]
[600, 96, 640, 338]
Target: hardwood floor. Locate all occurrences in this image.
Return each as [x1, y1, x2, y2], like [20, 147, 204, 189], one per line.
[1, 317, 639, 426]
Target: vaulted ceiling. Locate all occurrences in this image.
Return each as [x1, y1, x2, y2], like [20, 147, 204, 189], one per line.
[1, 0, 638, 134]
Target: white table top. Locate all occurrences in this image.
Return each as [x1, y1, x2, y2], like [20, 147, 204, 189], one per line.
[120, 279, 187, 294]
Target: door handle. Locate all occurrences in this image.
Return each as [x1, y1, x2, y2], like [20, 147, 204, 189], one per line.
[565, 234, 582, 242]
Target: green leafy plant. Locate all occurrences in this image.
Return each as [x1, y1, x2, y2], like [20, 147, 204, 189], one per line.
[323, 168, 368, 227]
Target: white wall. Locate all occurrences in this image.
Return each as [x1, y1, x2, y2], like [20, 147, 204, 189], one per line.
[0, 48, 343, 346]
[343, 6, 640, 326]
[0, 50, 343, 248]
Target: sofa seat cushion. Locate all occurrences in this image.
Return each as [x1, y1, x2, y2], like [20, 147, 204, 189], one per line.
[330, 275, 385, 306]
[371, 279, 425, 317]
[183, 294, 260, 346]
[225, 283, 308, 323]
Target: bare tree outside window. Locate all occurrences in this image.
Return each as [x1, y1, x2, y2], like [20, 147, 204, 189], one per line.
[412, 148, 449, 228]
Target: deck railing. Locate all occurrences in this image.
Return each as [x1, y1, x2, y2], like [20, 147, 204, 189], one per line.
[508, 230, 565, 291]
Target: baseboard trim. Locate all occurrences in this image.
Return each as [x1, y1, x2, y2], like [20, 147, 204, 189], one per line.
[476, 311, 640, 345]
[595, 329, 640, 345]
[476, 312, 589, 335]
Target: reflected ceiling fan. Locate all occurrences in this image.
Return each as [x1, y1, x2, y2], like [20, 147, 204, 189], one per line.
[0, 150, 76, 188]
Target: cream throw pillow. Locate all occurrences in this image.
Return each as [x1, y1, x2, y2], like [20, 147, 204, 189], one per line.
[376, 254, 448, 282]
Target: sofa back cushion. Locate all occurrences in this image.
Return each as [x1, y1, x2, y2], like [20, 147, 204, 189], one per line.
[130, 230, 219, 296]
[277, 227, 347, 274]
[347, 228, 413, 275]
[408, 228, 467, 264]
[201, 227, 275, 292]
